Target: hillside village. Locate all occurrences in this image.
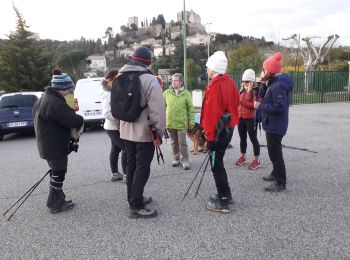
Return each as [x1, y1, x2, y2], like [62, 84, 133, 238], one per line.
[1, 5, 348, 94]
[86, 10, 212, 78]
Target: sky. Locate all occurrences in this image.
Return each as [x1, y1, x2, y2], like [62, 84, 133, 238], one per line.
[1, 0, 349, 47]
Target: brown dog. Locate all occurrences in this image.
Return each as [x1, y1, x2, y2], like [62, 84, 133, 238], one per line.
[188, 123, 233, 154]
[188, 123, 208, 155]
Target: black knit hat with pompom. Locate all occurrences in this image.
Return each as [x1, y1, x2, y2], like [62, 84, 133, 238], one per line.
[131, 46, 152, 65]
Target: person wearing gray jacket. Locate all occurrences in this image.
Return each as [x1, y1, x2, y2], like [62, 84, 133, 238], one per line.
[119, 46, 166, 218]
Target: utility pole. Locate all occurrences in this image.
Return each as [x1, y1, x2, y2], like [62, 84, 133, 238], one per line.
[183, 0, 187, 88]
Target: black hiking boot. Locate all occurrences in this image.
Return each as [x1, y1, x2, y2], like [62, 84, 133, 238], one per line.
[47, 187, 65, 209]
[50, 201, 75, 214]
[128, 196, 153, 206]
[263, 174, 277, 182]
[209, 194, 234, 205]
[264, 182, 286, 192]
[207, 199, 231, 214]
[129, 207, 158, 219]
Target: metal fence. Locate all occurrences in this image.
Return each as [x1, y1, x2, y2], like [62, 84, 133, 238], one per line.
[287, 71, 349, 104]
[193, 71, 350, 105]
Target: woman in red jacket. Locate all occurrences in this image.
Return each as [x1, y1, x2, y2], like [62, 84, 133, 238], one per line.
[235, 69, 261, 170]
[200, 51, 239, 213]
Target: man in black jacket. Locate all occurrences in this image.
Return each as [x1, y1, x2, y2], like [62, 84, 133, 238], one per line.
[33, 68, 84, 214]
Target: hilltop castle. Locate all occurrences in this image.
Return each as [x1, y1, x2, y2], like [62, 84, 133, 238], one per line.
[122, 9, 206, 39]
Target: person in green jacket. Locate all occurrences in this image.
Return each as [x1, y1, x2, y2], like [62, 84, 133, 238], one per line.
[163, 73, 194, 170]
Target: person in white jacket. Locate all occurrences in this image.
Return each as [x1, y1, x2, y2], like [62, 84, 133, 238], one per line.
[101, 69, 126, 182]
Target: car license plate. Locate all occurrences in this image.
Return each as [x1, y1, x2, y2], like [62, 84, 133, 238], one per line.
[7, 121, 28, 127]
[84, 111, 102, 117]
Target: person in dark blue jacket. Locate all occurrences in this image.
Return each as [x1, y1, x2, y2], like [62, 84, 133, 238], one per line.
[254, 52, 293, 192]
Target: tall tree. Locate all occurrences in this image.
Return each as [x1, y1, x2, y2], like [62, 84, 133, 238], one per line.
[156, 14, 166, 28]
[104, 27, 117, 61]
[57, 50, 90, 81]
[227, 41, 263, 73]
[171, 35, 184, 72]
[130, 23, 138, 31]
[0, 6, 50, 92]
[94, 38, 103, 54]
[151, 56, 172, 75]
[186, 58, 201, 90]
[151, 17, 157, 26]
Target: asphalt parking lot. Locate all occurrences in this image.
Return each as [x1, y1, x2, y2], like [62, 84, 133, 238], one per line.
[1, 102, 350, 259]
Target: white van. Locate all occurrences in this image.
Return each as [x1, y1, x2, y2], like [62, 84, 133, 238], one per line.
[73, 77, 104, 127]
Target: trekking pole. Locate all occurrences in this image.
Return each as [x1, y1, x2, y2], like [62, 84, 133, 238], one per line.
[194, 153, 211, 198]
[182, 152, 210, 201]
[260, 144, 317, 154]
[148, 126, 165, 165]
[3, 169, 51, 221]
[157, 146, 165, 164]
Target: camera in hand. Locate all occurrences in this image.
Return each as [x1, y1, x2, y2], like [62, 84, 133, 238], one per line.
[68, 138, 79, 154]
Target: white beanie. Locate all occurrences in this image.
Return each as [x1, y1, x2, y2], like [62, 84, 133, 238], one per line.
[206, 51, 227, 74]
[242, 69, 256, 82]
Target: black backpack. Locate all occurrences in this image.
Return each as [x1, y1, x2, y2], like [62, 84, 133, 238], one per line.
[111, 71, 151, 122]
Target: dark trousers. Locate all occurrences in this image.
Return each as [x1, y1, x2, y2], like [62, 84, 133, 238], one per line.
[106, 130, 127, 174]
[46, 155, 68, 209]
[123, 140, 155, 209]
[238, 118, 260, 156]
[210, 128, 234, 199]
[266, 132, 286, 185]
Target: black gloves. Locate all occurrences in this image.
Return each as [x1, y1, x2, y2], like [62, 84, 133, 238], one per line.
[67, 138, 79, 154]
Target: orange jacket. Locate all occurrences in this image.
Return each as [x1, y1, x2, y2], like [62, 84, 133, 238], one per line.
[200, 74, 239, 141]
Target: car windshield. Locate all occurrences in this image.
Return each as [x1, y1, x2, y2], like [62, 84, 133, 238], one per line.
[0, 95, 38, 108]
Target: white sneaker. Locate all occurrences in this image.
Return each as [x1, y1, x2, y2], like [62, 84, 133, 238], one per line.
[182, 161, 190, 170]
[172, 160, 180, 167]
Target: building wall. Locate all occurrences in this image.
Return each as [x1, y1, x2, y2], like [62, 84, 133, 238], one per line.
[186, 34, 209, 46]
[177, 10, 201, 24]
[128, 17, 138, 27]
[88, 56, 107, 71]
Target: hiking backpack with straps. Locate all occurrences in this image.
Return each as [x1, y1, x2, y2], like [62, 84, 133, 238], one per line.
[111, 71, 151, 122]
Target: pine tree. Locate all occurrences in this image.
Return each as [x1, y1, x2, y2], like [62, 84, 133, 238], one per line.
[0, 6, 50, 92]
